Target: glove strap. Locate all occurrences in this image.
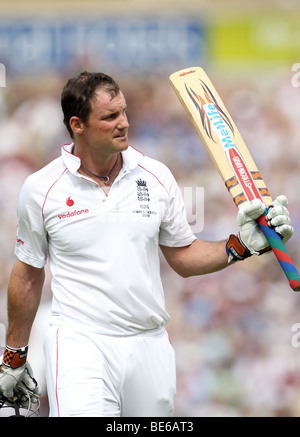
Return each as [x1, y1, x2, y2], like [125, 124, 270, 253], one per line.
[226, 234, 252, 262]
[2, 345, 28, 369]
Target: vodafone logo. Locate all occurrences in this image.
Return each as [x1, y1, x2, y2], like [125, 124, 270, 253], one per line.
[59, 197, 89, 219]
[58, 209, 89, 220]
[66, 196, 74, 207]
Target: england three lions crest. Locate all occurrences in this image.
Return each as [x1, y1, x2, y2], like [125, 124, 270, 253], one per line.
[136, 179, 150, 202]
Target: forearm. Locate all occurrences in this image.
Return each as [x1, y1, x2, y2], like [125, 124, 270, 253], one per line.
[160, 239, 232, 278]
[6, 260, 45, 348]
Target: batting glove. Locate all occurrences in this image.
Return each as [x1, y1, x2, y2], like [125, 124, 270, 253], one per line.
[0, 345, 40, 403]
[226, 195, 293, 262]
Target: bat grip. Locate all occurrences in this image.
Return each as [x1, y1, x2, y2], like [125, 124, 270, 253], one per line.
[257, 210, 300, 292]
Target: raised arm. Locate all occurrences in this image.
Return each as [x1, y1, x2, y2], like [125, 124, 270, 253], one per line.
[160, 196, 294, 280]
[160, 239, 230, 278]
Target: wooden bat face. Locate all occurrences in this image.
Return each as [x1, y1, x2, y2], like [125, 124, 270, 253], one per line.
[170, 67, 272, 208]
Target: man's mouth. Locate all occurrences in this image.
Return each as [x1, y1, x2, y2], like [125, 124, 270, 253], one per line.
[114, 131, 127, 139]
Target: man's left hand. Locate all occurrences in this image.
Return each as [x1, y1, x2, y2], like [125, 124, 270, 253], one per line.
[238, 194, 293, 255]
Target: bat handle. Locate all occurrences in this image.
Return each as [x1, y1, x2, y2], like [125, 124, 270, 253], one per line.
[257, 210, 300, 292]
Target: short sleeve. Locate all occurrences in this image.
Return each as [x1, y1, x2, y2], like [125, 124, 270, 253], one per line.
[14, 177, 48, 268]
[158, 169, 196, 248]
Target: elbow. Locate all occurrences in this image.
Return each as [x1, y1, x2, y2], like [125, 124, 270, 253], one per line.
[172, 266, 192, 278]
[181, 274, 190, 279]
[179, 271, 190, 278]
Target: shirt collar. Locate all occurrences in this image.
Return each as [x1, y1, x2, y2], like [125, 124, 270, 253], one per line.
[61, 143, 81, 174]
[61, 143, 144, 175]
[122, 145, 144, 171]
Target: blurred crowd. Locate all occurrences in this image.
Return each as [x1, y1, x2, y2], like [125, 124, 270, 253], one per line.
[0, 64, 300, 417]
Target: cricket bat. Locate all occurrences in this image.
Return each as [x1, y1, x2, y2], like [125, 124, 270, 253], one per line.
[170, 66, 300, 292]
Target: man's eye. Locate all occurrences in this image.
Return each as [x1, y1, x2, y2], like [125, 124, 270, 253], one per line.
[104, 114, 116, 120]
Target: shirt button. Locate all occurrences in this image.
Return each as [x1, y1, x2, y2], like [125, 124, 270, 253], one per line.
[102, 198, 106, 202]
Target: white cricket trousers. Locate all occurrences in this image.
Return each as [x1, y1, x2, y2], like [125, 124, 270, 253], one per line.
[43, 325, 176, 417]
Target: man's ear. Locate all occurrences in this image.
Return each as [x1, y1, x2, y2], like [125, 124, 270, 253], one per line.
[69, 116, 85, 136]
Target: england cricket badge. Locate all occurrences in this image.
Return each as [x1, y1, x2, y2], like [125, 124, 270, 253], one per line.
[136, 179, 150, 202]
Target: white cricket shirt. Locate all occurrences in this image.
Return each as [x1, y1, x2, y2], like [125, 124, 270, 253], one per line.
[15, 143, 196, 335]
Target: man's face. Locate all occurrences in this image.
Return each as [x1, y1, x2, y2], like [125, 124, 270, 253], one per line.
[81, 89, 129, 155]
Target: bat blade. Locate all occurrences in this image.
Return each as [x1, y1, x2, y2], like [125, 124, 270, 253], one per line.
[170, 66, 300, 292]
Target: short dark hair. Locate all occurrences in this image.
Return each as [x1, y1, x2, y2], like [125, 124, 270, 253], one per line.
[61, 71, 120, 138]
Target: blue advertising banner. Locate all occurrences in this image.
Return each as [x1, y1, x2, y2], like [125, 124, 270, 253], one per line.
[0, 18, 205, 74]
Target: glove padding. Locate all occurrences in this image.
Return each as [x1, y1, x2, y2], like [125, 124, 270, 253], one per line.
[16, 362, 41, 405]
[0, 344, 41, 405]
[238, 195, 293, 255]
